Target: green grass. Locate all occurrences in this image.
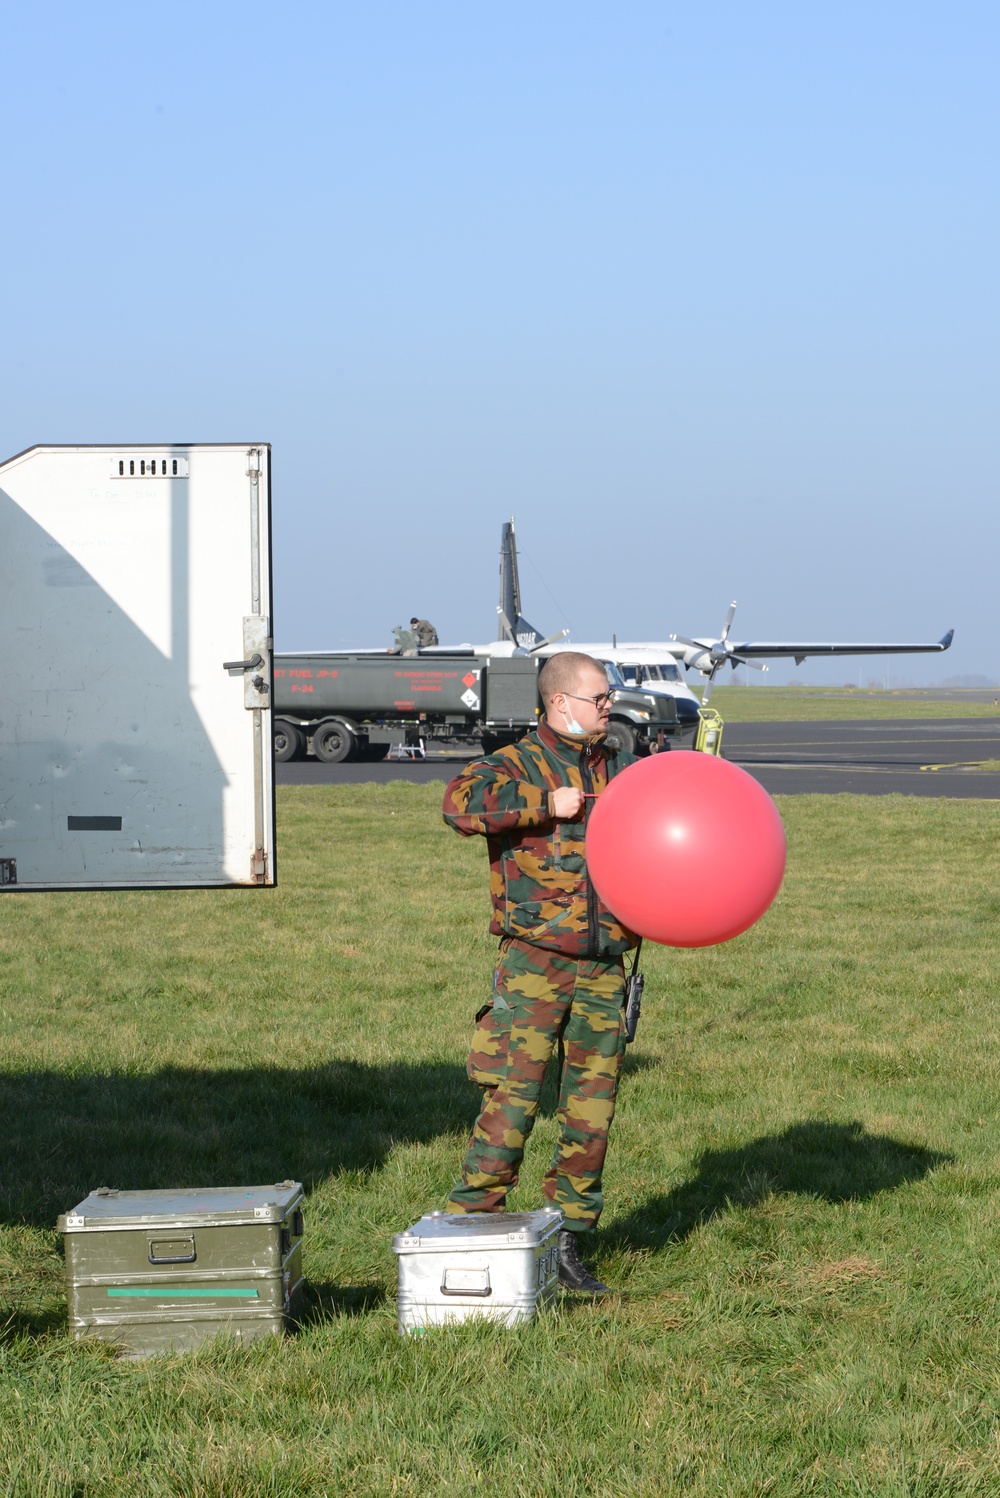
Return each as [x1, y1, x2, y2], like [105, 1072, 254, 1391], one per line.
[697, 684, 1000, 721]
[3, 784, 1000, 1495]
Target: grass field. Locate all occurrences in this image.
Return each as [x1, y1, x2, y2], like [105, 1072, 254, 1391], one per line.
[695, 685, 1000, 722]
[3, 784, 1000, 1496]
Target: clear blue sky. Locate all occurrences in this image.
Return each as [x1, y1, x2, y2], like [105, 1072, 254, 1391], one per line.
[3, 2, 996, 683]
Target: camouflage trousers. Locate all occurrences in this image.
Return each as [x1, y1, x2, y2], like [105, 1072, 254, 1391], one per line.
[447, 937, 626, 1231]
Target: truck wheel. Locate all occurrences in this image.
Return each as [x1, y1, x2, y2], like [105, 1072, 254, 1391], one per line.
[274, 720, 305, 762]
[604, 720, 637, 755]
[312, 720, 356, 763]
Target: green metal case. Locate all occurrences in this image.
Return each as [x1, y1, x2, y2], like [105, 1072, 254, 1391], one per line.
[57, 1182, 304, 1356]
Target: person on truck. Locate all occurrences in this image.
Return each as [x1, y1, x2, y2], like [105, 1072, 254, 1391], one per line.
[441, 651, 639, 1296]
[410, 617, 439, 647]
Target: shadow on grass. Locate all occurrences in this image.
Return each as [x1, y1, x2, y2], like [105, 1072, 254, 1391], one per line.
[1, 1308, 66, 1342]
[298, 1281, 387, 1323]
[605, 1120, 952, 1251]
[0, 1061, 480, 1228]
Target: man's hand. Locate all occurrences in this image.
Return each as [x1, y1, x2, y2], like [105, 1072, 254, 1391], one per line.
[549, 786, 585, 820]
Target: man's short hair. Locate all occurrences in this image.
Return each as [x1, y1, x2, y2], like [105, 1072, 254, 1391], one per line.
[410, 617, 419, 625]
[538, 651, 606, 707]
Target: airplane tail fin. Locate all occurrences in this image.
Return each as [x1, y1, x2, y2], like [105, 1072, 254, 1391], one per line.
[512, 613, 547, 649]
[498, 518, 521, 642]
[497, 518, 553, 649]
[497, 518, 553, 647]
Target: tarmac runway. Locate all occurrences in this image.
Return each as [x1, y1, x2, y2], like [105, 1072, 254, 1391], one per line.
[722, 719, 1000, 797]
[276, 718, 1000, 798]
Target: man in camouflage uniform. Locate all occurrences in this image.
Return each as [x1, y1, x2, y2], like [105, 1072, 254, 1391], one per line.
[410, 616, 439, 647]
[442, 651, 637, 1295]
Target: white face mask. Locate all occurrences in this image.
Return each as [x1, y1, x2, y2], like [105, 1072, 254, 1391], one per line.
[560, 708, 586, 736]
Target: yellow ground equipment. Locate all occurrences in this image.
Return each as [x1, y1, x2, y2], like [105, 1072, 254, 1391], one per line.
[695, 706, 724, 756]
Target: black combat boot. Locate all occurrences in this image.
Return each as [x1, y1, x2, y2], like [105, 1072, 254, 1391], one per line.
[557, 1229, 611, 1296]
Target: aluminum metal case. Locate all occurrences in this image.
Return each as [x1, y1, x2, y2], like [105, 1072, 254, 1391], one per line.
[58, 1182, 304, 1356]
[393, 1208, 562, 1333]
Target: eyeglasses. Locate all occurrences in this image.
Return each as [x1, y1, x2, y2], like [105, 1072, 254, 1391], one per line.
[562, 690, 614, 710]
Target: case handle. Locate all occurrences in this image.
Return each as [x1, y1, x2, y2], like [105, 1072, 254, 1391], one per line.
[148, 1236, 196, 1265]
[440, 1266, 491, 1297]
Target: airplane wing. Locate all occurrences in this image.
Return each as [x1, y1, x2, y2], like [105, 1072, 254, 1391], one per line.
[722, 629, 954, 666]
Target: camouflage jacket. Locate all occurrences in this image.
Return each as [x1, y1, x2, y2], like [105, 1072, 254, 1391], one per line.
[413, 620, 439, 647]
[442, 719, 638, 959]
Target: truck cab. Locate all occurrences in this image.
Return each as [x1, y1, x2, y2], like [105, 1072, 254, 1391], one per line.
[600, 661, 681, 755]
[599, 652, 701, 733]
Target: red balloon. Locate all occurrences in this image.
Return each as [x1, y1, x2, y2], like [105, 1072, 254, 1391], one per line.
[587, 751, 786, 947]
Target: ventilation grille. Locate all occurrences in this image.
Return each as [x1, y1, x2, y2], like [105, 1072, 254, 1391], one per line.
[110, 455, 189, 479]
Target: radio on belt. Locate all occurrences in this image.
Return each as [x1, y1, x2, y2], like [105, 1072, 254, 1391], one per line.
[392, 1208, 562, 1333]
[57, 1182, 304, 1357]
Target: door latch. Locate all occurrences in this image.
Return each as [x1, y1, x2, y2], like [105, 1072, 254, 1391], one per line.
[227, 618, 271, 711]
[222, 652, 264, 672]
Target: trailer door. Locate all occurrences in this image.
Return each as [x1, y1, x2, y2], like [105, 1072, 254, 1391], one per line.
[0, 444, 275, 889]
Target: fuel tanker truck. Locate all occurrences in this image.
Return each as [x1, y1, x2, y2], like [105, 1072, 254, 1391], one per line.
[271, 651, 679, 762]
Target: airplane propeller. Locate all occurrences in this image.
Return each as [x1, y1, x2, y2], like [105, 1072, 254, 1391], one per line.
[671, 602, 768, 705]
[497, 607, 569, 655]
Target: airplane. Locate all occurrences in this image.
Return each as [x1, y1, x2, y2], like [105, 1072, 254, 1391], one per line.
[487, 520, 954, 730]
[378, 519, 953, 732]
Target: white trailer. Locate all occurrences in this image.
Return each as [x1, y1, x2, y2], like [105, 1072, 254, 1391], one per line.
[0, 444, 274, 889]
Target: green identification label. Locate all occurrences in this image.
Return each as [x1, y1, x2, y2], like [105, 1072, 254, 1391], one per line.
[106, 1288, 260, 1299]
